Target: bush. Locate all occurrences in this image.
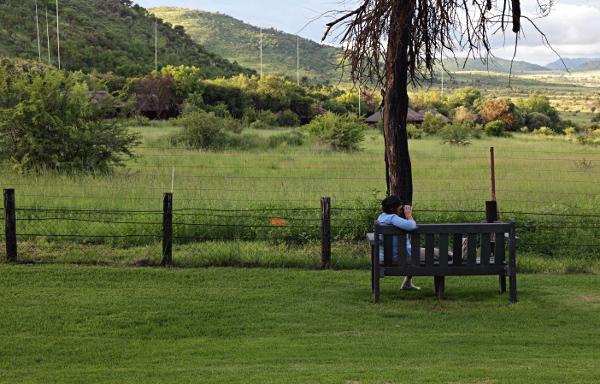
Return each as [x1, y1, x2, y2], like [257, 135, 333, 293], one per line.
[176, 110, 242, 148]
[406, 124, 423, 139]
[252, 110, 278, 128]
[301, 112, 365, 151]
[439, 121, 472, 146]
[564, 127, 578, 136]
[277, 110, 301, 127]
[0, 69, 140, 173]
[533, 126, 554, 136]
[322, 100, 348, 115]
[420, 112, 446, 134]
[484, 120, 508, 137]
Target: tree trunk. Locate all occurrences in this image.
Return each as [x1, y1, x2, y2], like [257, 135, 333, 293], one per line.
[382, 1, 414, 204]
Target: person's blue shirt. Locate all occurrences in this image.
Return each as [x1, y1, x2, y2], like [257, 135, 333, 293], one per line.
[377, 213, 417, 261]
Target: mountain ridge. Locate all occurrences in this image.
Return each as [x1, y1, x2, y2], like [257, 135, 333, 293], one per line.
[0, 0, 253, 78]
[150, 6, 598, 78]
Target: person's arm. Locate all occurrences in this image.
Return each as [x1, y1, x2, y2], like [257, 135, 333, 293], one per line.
[391, 215, 417, 231]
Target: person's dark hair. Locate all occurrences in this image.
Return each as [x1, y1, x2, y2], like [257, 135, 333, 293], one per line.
[381, 195, 402, 214]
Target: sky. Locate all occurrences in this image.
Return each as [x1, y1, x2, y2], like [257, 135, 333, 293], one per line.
[133, 0, 600, 66]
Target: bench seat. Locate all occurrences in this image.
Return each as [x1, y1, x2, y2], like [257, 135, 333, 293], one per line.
[368, 219, 517, 303]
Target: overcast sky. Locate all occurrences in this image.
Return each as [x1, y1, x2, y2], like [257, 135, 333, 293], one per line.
[134, 0, 600, 66]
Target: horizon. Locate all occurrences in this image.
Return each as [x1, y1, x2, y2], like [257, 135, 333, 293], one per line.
[134, 0, 600, 67]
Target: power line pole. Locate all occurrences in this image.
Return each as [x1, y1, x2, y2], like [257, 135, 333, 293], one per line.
[34, 0, 41, 61]
[155, 17, 158, 71]
[296, 35, 299, 85]
[45, 8, 50, 64]
[55, 0, 60, 69]
[260, 27, 263, 77]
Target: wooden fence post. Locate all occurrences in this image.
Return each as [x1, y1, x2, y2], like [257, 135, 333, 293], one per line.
[321, 197, 331, 269]
[162, 192, 173, 266]
[4, 189, 17, 262]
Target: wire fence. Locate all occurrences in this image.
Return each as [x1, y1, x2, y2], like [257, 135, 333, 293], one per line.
[3, 189, 599, 268]
[2, 145, 599, 266]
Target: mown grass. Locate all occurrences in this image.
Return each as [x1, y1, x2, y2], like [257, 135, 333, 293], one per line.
[0, 264, 599, 384]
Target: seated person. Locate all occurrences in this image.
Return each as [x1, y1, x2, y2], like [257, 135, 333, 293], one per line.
[377, 195, 454, 290]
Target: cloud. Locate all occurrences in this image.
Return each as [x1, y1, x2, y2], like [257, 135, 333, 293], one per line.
[487, 3, 600, 64]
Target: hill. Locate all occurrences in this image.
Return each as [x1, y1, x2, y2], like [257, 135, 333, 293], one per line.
[148, 6, 346, 84]
[545, 58, 600, 70]
[150, 6, 556, 81]
[440, 57, 549, 73]
[0, 0, 253, 78]
[572, 61, 600, 72]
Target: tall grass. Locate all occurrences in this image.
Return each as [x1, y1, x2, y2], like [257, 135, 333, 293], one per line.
[1, 124, 599, 268]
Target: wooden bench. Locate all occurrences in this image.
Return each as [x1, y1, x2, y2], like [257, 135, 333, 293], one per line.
[368, 219, 517, 303]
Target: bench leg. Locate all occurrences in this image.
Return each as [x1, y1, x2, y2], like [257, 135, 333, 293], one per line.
[499, 275, 507, 293]
[509, 271, 518, 303]
[373, 272, 380, 303]
[434, 276, 445, 300]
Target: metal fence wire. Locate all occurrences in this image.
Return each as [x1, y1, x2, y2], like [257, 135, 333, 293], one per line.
[2, 189, 600, 267]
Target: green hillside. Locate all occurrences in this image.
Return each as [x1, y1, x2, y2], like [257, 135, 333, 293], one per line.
[148, 6, 345, 84]
[573, 61, 600, 72]
[0, 0, 253, 78]
[440, 57, 549, 74]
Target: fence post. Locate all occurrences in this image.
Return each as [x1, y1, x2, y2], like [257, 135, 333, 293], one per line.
[162, 192, 173, 266]
[321, 197, 331, 269]
[4, 189, 17, 262]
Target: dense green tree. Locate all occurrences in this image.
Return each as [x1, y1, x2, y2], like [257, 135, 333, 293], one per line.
[409, 91, 448, 115]
[447, 87, 482, 110]
[516, 94, 561, 130]
[0, 69, 140, 172]
[525, 112, 553, 131]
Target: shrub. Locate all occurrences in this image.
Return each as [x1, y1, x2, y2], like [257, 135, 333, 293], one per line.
[439, 121, 472, 146]
[564, 127, 577, 136]
[484, 120, 508, 137]
[525, 112, 553, 131]
[277, 110, 301, 127]
[533, 126, 554, 136]
[420, 112, 445, 134]
[176, 110, 243, 148]
[254, 110, 278, 128]
[471, 124, 484, 139]
[322, 100, 348, 115]
[301, 112, 365, 151]
[406, 124, 423, 139]
[0, 69, 140, 173]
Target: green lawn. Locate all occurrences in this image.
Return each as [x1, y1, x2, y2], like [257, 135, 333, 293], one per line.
[1, 264, 599, 383]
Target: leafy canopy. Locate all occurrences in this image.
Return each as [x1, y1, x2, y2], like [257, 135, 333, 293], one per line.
[0, 68, 140, 173]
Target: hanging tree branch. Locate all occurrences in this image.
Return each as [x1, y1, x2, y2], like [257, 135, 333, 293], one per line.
[320, 0, 556, 204]
[322, 0, 556, 89]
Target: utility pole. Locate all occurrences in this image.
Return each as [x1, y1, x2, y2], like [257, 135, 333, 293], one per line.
[45, 8, 50, 64]
[296, 35, 300, 85]
[35, 0, 41, 61]
[155, 17, 158, 71]
[260, 27, 263, 77]
[55, 0, 60, 69]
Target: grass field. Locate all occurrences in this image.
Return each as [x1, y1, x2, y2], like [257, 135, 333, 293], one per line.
[0, 264, 599, 384]
[1, 122, 599, 271]
[2, 123, 599, 213]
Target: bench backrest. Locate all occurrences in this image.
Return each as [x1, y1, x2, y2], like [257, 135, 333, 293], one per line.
[374, 219, 516, 268]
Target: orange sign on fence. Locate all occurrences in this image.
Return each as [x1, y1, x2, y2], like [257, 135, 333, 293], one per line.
[270, 218, 287, 226]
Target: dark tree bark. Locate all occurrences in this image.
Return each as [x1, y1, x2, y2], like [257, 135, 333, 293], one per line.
[322, 0, 556, 204]
[382, 0, 414, 203]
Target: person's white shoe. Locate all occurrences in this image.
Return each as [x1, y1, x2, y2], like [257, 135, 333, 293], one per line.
[401, 282, 421, 290]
